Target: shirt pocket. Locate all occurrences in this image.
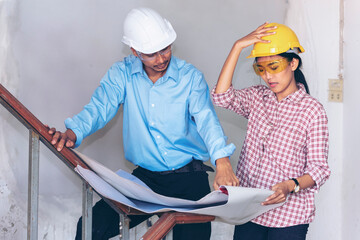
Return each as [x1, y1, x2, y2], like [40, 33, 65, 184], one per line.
[160, 101, 188, 136]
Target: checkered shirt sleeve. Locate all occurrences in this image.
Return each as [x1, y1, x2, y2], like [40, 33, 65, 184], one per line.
[211, 85, 256, 119]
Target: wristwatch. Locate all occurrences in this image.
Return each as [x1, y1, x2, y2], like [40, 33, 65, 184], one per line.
[290, 178, 300, 193]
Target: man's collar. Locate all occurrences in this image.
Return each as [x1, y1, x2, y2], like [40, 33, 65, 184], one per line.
[130, 56, 143, 75]
[130, 56, 179, 83]
[163, 56, 179, 82]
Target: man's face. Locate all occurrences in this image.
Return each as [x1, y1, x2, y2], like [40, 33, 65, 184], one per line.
[132, 45, 172, 75]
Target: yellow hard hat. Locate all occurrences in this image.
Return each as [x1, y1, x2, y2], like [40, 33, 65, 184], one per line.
[247, 23, 305, 58]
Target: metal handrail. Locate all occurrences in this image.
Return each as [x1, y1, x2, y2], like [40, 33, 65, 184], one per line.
[0, 83, 215, 240]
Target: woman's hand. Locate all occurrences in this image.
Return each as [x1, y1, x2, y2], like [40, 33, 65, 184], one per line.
[262, 180, 294, 205]
[214, 22, 276, 94]
[234, 22, 277, 50]
[262, 175, 316, 205]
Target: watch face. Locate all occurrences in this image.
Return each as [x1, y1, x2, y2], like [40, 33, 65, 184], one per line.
[294, 185, 300, 193]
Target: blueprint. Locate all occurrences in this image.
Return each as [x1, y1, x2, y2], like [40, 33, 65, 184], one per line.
[74, 151, 284, 225]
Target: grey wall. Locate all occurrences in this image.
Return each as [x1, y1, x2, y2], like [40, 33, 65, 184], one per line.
[343, 0, 360, 238]
[10, 0, 285, 193]
[12, 1, 360, 240]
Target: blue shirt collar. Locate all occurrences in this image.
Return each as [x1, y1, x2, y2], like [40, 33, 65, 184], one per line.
[130, 55, 143, 75]
[130, 55, 179, 83]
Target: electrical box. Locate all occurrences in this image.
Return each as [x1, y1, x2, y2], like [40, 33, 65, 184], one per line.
[328, 79, 343, 102]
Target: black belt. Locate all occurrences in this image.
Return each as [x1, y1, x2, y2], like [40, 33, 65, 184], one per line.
[139, 160, 214, 175]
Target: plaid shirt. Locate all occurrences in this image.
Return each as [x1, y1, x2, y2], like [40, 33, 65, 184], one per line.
[212, 84, 330, 227]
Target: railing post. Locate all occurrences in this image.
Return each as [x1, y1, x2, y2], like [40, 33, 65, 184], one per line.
[28, 130, 39, 240]
[119, 213, 130, 240]
[82, 181, 93, 240]
[164, 229, 173, 240]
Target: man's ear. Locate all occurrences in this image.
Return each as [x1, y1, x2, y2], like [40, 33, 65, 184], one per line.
[290, 58, 299, 71]
[131, 48, 138, 57]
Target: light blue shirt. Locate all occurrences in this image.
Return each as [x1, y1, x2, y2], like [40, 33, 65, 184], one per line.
[65, 55, 235, 171]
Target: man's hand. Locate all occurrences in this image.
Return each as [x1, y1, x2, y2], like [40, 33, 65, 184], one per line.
[213, 157, 239, 190]
[46, 125, 77, 151]
[262, 180, 293, 206]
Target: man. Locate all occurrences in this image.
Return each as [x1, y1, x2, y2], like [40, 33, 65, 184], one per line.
[48, 7, 239, 240]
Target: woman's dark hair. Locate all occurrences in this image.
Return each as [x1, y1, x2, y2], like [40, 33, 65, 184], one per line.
[278, 52, 310, 94]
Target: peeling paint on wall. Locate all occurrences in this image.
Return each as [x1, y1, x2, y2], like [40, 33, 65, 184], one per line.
[0, 200, 26, 239]
[1, 1, 26, 239]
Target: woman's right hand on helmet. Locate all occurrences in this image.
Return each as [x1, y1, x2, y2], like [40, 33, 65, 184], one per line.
[214, 22, 277, 94]
[234, 22, 276, 50]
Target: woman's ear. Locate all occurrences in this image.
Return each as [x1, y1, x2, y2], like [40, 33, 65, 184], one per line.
[290, 58, 299, 71]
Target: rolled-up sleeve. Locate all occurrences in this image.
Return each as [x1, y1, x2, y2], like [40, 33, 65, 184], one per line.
[189, 73, 236, 166]
[211, 85, 236, 108]
[305, 109, 331, 191]
[211, 85, 255, 118]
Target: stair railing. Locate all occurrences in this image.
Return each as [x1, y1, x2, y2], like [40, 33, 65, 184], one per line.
[0, 83, 215, 240]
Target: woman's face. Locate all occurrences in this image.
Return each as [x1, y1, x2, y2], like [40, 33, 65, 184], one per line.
[255, 55, 299, 101]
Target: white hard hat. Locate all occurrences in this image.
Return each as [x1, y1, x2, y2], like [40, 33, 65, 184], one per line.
[122, 8, 177, 54]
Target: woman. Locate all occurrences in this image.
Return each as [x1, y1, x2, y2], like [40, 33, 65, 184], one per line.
[212, 22, 330, 240]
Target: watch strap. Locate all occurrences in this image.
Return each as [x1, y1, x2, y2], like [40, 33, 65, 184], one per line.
[290, 178, 300, 193]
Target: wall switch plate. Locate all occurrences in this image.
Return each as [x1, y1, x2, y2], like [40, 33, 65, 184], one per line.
[328, 90, 343, 102]
[328, 79, 343, 102]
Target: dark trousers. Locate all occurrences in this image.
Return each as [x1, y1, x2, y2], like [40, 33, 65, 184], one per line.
[233, 221, 309, 240]
[75, 167, 211, 240]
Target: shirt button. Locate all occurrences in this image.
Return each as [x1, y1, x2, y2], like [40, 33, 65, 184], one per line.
[164, 152, 168, 155]
[156, 135, 160, 139]
[151, 122, 155, 126]
[172, 168, 175, 170]
[151, 104, 155, 107]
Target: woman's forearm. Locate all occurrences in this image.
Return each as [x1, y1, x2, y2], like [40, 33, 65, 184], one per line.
[215, 41, 243, 94]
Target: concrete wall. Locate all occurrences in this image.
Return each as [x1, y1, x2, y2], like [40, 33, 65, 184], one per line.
[342, 0, 360, 238]
[286, 1, 360, 239]
[1, 0, 358, 239]
[285, 1, 342, 239]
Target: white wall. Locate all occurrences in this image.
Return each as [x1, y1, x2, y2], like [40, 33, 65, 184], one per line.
[285, 1, 343, 239]
[286, 1, 360, 239]
[1, 0, 357, 239]
[343, 0, 360, 238]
